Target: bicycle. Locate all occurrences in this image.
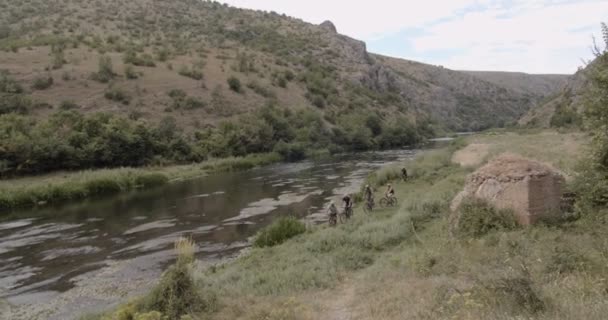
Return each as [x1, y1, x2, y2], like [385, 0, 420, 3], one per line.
[363, 198, 375, 214]
[339, 206, 353, 224]
[328, 213, 337, 227]
[379, 195, 398, 208]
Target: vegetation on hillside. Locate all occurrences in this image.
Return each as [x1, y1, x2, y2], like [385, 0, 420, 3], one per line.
[574, 23, 608, 209]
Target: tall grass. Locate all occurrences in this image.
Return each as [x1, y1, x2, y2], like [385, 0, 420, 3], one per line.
[0, 153, 281, 213]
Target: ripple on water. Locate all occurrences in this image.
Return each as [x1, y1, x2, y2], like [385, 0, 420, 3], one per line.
[0, 219, 37, 231]
[123, 220, 176, 235]
[40, 246, 103, 262]
[224, 192, 318, 222]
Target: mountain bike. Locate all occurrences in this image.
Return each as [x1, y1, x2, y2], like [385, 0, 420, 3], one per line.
[328, 213, 337, 227]
[339, 206, 353, 224]
[363, 198, 375, 214]
[379, 195, 398, 208]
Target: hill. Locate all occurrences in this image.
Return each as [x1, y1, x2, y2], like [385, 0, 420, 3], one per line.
[519, 66, 589, 128]
[463, 71, 568, 97]
[0, 0, 570, 175]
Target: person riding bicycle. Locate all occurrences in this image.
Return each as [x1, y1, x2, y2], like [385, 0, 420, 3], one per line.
[401, 167, 408, 181]
[342, 194, 353, 209]
[385, 183, 395, 199]
[327, 201, 338, 225]
[342, 194, 353, 217]
[364, 184, 373, 202]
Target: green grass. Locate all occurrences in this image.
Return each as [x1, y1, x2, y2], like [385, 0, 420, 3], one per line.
[254, 217, 307, 248]
[0, 153, 280, 213]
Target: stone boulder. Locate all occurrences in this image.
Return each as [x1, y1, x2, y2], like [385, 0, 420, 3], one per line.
[320, 20, 337, 33]
[451, 154, 565, 225]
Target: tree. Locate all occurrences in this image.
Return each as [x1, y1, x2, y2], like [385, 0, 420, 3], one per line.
[576, 22, 608, 207]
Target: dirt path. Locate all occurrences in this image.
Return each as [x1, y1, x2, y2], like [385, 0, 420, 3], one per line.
[323, 279, 357, 320]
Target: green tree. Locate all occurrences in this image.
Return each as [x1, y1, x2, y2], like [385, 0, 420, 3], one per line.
[576, 22, 608, 207]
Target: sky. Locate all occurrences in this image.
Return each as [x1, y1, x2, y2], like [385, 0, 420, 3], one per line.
[219, 0, 608, 74]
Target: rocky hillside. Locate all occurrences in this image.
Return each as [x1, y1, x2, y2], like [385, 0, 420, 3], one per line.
[519, 66, 589, 128]
[0, 0, 570, 134]
[463, 71, 568, 97]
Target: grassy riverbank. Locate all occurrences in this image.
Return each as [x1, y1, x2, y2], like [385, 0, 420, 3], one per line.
[93, 129, 608, 320]
[0, 152, 280, 213]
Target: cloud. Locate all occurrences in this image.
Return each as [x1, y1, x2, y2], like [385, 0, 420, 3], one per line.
[407, 0, 608, 73]
[220, 0, 476, 39]
[219, 0, 608, 73]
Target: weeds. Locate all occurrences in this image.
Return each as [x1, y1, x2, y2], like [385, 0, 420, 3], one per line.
[454, 198, 518, 238]
[254, 217, 306, 248]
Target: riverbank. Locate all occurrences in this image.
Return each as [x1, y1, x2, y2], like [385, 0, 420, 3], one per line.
[91, 129, 608, 320]
[0, 153, 281, 213]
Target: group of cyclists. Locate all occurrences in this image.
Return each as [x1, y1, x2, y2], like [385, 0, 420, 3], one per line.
[327, 167, 407, 226]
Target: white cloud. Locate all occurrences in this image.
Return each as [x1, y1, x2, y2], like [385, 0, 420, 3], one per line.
[220, 0, 476, 39]
[220, 0, 608, 73]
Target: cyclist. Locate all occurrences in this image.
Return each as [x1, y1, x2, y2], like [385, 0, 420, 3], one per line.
[385, 183, 395, 199]
[401, 167, 408, 181]
[342, 194, 353, 218]
[327, 201, 338, 226]
[364, 184, 373, 202]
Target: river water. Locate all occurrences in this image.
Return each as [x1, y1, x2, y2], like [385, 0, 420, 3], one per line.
[0, 149, 419, 319]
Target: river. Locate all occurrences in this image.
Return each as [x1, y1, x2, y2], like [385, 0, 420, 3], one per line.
[0, 148, 421, 319]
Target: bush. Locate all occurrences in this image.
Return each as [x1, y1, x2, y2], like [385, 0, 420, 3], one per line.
[454, 198, 518, 238]
[125, 65, 139, 79]
[274, 141, 306, 162]
[178, 66, 203, 80]
[105, 87, 131, 105]
[124, 51, 156, 67]
[91, 55, 115, 83]
[59, 100, 79, 110]
[142, 238, 214, 320]
[254, 217, 306, 248]
[227, 76, 242, 93]
[31, 76, 54, 90]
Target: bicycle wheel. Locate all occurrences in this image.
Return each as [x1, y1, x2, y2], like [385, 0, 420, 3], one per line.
[329, 215, 337, 227]
[363, 203, 372, 214]
[339, 212, 347, 224]
[379, 198, 389, 208]
[389, 197, 398, 207]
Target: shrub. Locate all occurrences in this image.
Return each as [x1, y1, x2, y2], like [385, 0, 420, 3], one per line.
[105, 87, 131, 105]
[254, 217, 306, 248]
[125, 65, 139, 79]
[274, 141, 306, 162]
[91, 55, 115, 83]
[124, 51, 156, 67]
[142, 238, 214, 320]
[545, 246, 592, 274]
[178, 66, 203, 80]
[227, 76, 242, 92]
[247, 80, 276, 98]
[59, 100, 79, 110]
[31, 76, 54, 90]
[454, 198, 518, 238]
[478, 276, 545, 316]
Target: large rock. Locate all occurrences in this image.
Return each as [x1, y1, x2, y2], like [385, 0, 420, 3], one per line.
[451, 154, 565, 225]
[320, 20, 337, 33]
